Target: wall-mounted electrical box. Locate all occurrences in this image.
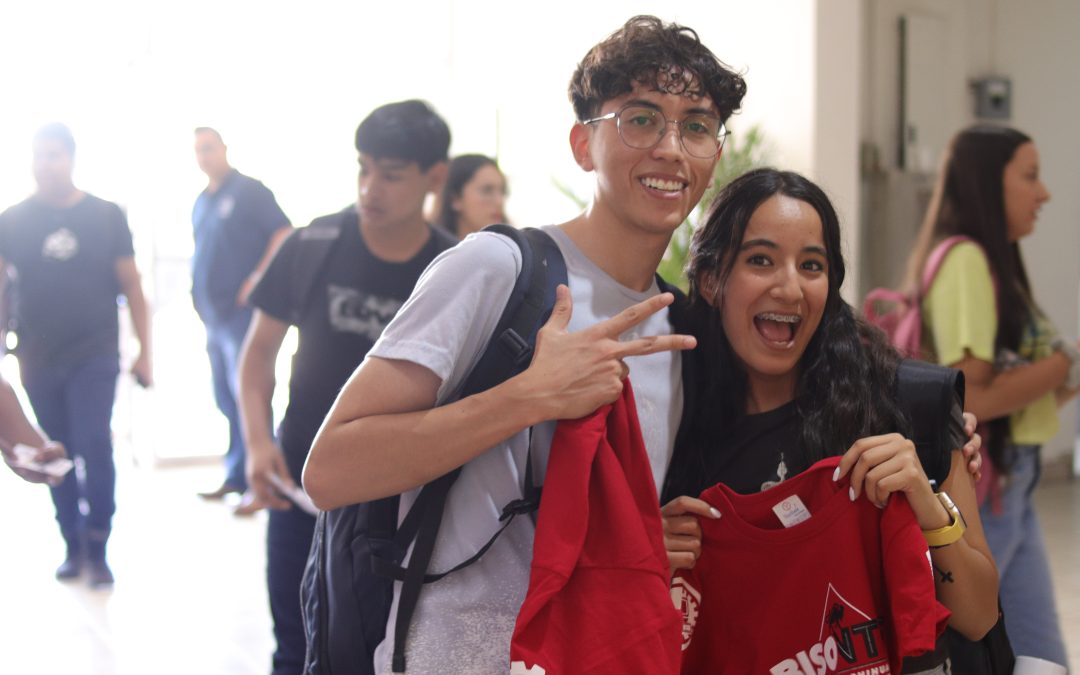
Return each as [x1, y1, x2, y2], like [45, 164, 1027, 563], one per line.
[972, 76, 1012, 119]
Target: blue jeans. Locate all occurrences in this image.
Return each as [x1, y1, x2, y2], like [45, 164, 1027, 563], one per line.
[979, 444, 1068, 667]
[21, 354, 120, 551]
[267, 505, 317, 675]
[204, 308, 253, 489]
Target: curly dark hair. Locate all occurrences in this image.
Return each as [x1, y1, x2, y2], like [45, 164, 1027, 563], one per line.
[568, 15, 747, 123]
[664, 169, 911, 500]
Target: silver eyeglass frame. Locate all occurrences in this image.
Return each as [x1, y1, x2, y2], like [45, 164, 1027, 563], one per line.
[582, 104, 729, 158]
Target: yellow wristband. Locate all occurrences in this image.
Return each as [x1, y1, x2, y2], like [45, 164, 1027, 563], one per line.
[922, 491, 966, 548]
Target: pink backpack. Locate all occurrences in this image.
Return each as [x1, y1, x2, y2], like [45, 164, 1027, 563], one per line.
[863, 235, 977, 359]
[865, 236, 1007, 510]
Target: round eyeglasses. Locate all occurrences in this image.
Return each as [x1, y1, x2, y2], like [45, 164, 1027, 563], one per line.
[583, 104, 728, 159]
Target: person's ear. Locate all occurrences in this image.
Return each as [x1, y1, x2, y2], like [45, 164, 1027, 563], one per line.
[569, 123, 594, 172]
[426, 161, 448, 194]
[697, 271, 722, 307]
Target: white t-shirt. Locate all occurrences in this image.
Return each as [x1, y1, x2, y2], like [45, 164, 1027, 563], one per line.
[367, 226, 683, 674]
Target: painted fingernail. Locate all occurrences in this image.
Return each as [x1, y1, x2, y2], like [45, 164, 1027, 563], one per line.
[849, 487, 856, 501]
[709, 507, 722, 519]
[832, 467, 840, 482]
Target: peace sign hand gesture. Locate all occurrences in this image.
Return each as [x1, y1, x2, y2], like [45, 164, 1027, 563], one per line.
[519, 285, 696, 421]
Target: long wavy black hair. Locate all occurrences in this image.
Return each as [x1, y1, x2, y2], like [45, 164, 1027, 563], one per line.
[664, 169, 911, 499]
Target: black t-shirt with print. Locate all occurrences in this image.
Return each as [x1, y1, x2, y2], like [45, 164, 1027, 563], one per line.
[678, 394, 965, 498]
[700, 401, 810, 495]
[250, 209, 455, 481]
[0, 194, 135, 371]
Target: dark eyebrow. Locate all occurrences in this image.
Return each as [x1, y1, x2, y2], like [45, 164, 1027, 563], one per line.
[740, 239, 828, 258]
[626, 99, 719, 118]
[685, 106, 719, 117]
[740, 238, 777, 251]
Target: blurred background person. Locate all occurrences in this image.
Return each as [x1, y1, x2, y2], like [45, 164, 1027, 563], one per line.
[191, 127, 291, 514]
[240, 100, 454, 675]
[0, 122, 153, 587]
[904, 124, 1074, 668]
[434, 153, 507, 238]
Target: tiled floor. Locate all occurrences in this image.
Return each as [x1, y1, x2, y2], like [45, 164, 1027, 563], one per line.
[1035, 477, 1080, 672]
[0, 458, 273, 675]
[1, 454, 1077, 674]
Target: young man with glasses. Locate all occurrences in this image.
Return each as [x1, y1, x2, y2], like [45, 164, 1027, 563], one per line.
[304, 15, 746, 673]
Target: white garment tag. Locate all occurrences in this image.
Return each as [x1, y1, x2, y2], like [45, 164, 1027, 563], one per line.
[771, 494, 811, 528]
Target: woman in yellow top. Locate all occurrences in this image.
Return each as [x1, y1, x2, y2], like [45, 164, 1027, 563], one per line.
[905, 124, 1075, 667]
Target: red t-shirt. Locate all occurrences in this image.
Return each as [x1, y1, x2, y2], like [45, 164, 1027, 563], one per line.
[511, 381, 682, 674]
[674, 456, 949, 674]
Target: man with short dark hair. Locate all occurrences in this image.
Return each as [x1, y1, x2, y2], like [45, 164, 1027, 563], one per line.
[0, 122, 154, 587]
[192, 127, 291, 512]
[239, 100, 456, 675]
[304, 16, 747, 673]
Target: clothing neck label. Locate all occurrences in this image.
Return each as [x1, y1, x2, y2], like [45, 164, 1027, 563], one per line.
[771, 494, 811, 528]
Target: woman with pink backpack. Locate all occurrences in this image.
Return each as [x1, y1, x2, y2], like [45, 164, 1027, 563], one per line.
[900, 124, 1075, 668]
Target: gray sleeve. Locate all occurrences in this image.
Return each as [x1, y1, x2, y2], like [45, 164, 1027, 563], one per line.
[367, 232, 523, 402]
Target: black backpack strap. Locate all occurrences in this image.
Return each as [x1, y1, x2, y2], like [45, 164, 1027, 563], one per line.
[657, 280, 700, 506]
[445, 225, 567, 396]
[288, 206, 352, 324]
[381, 225, 567, 672]
[373, 456, 542, 586]
[894, 359, 966, 488]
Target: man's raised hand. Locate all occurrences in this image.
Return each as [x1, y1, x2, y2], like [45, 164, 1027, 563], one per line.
[520, 285, 696, 421]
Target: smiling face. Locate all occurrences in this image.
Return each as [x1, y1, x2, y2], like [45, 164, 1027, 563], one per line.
[712, 194, 829, 404]
[574, 82, 721, 237]
[1003, 141, 1050, 242]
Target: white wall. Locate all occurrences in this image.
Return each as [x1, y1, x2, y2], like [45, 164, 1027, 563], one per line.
[861, 0, 1080, 463]
[994, 0, 1080, 467]
[814, 0, 863, 300]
